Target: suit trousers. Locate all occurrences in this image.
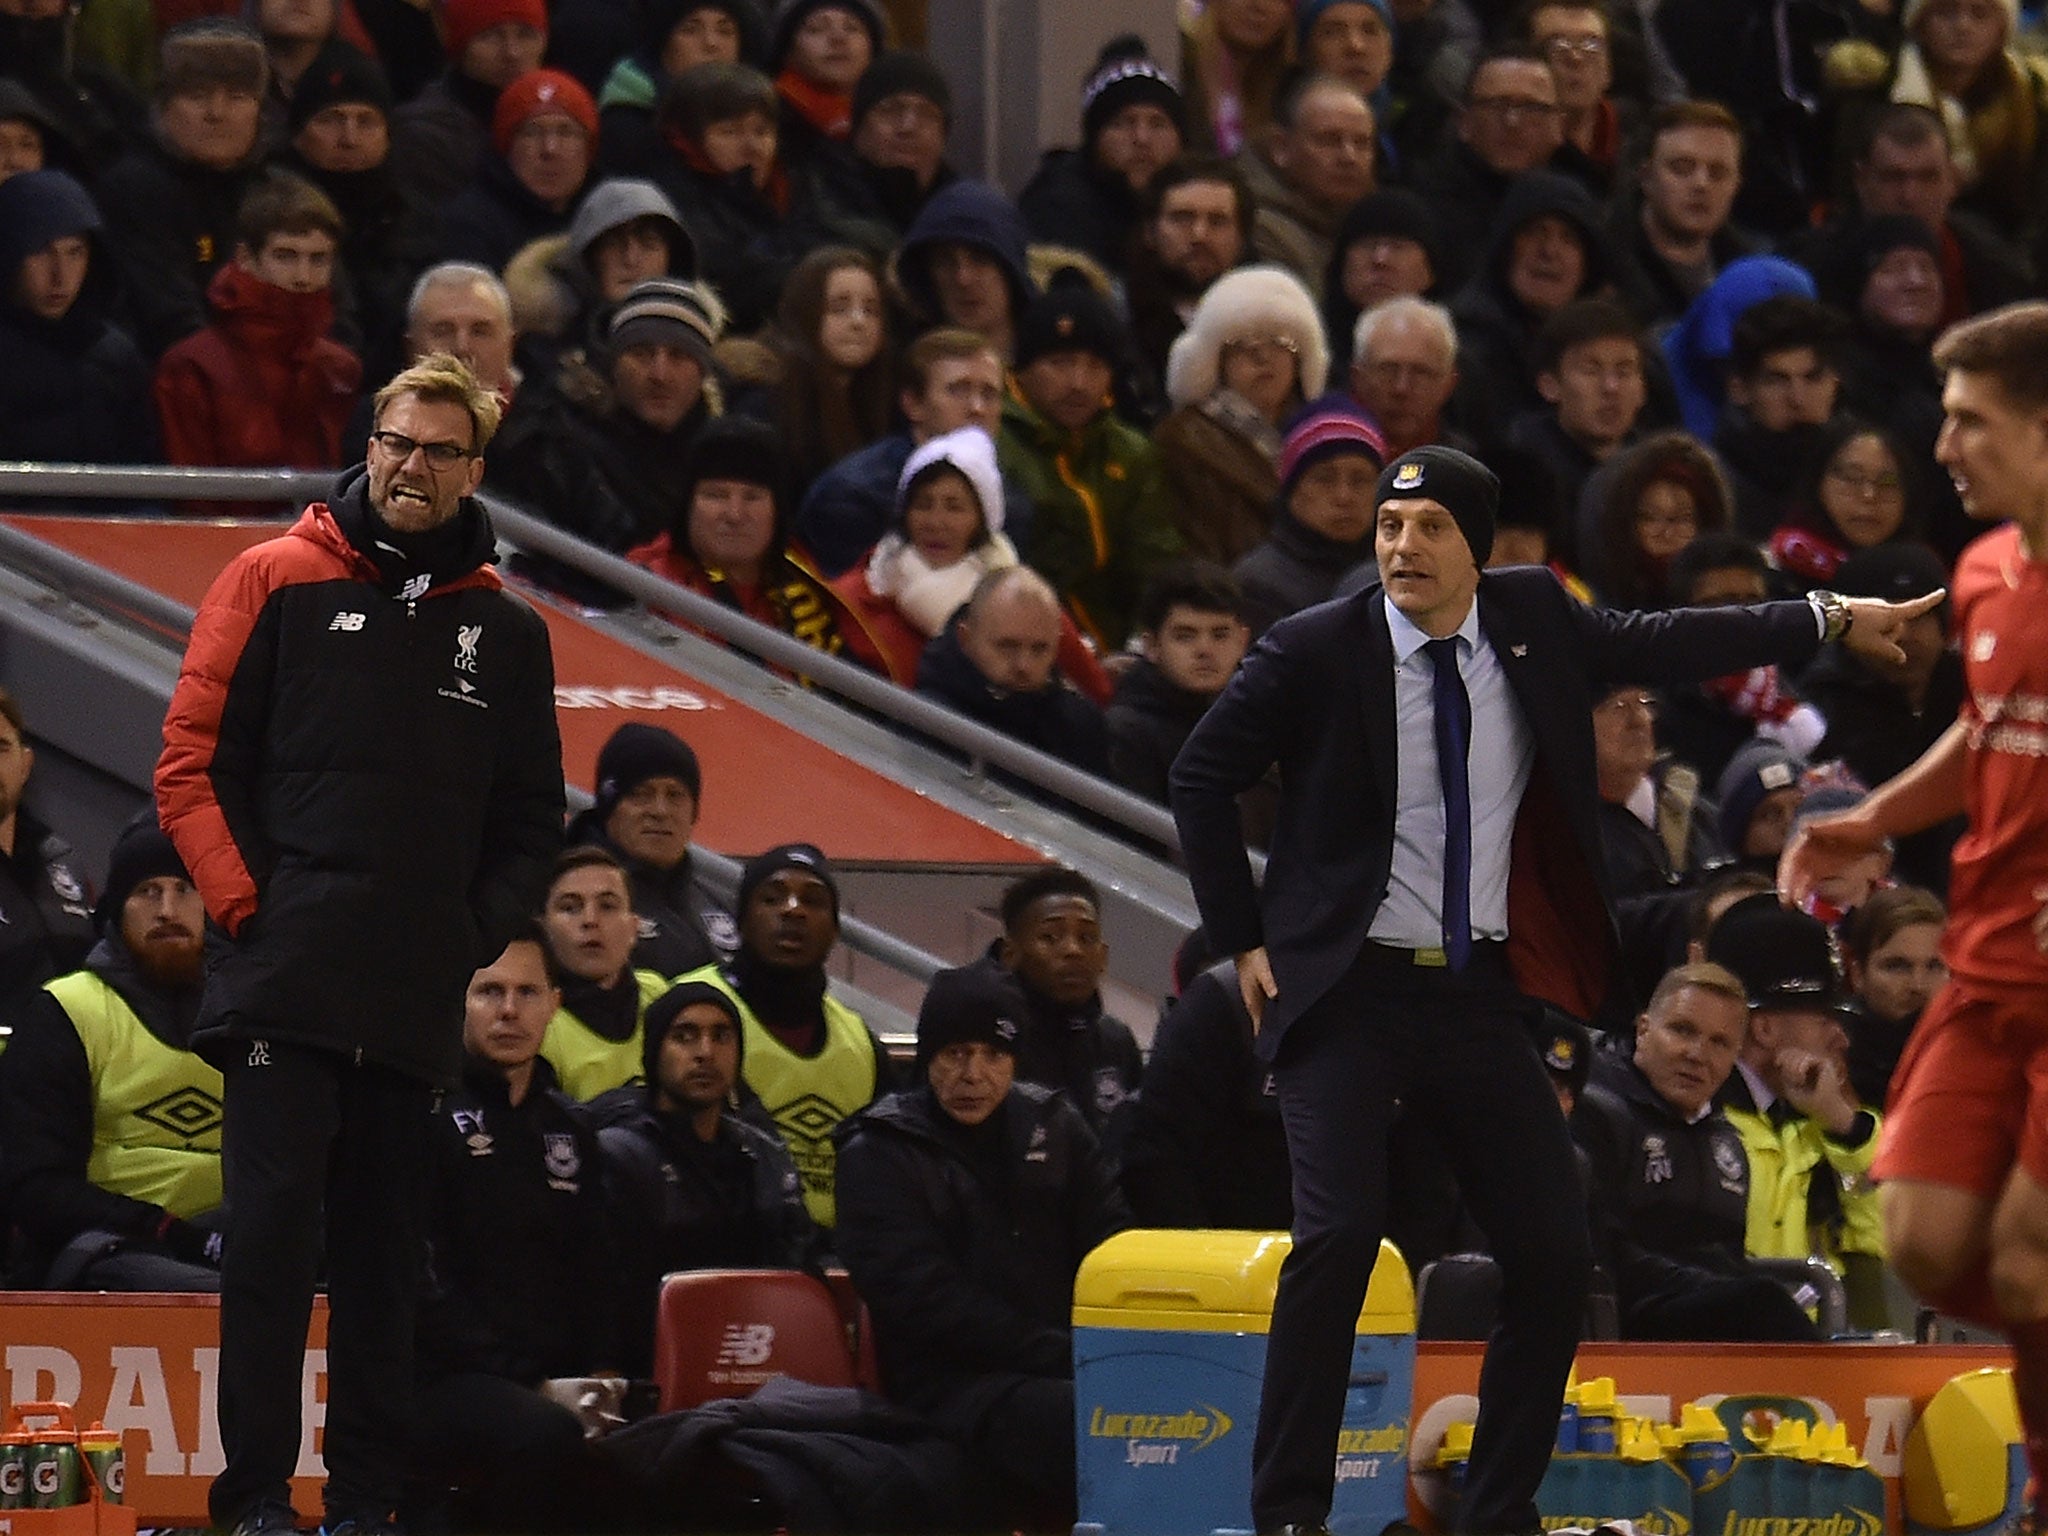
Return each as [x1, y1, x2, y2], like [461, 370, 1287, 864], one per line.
[1250, 942, 1591, 1535]
[209, 1039, 434, 1528]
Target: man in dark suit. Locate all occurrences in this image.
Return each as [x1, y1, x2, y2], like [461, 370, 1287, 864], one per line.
[1169, 445, 1938, 1536]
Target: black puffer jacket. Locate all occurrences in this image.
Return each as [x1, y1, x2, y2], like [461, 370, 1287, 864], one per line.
[419, 1055, 618, 1384]
[958, 949, 1141, 1154]
[155, 470, 566, 1086]
[598, 1101, 817, 1376]
[832, 1084, 1129, 1423]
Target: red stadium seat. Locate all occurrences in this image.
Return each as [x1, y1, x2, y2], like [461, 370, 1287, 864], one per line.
[823, 1267, 882, 1392]
[652, 1269, 857, 1413]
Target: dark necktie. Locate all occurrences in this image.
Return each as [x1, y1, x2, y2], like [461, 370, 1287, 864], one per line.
[1425, 636, 1472, 971]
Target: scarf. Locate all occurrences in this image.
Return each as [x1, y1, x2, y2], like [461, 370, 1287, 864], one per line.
[864, 530, 1020, 636]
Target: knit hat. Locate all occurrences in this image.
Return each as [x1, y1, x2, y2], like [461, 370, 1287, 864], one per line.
[1013, 274, 1126, 369]
[737, 842, 839, 918]
[1373, 443, 1496, 562]
[439, 0, 547, 60]
[852, 48, 952, 129]
[915, 963, 1025, 1072]
[1706, 892, 1851, 1015]
[640, 978, 745, 1089]
[0, 80, 60, 137]
[1832, 214, 1943, 309]
[1280, 394, 1388, 498]
[607, 276, 724, 364]
[1834, 541, 1949, 614]
[94, 815, 191, 934]
[1334, 188, 1439, 281]
[1715, 740, 1807, 852]
[493, 68, 598, 156]
[769, 0, 883, 69]
[0, 170, 102, 275]
[158, 19, 268, 102]
[591, 721, 702, 825]
[287, 42, 393, 135]
[568, 176, 695, 276]
[1298, 0, 1396, 47]
[898, 425, 1005, 537]
[1080, 35, 1186, 150]
[1166, 263, 1328, 408]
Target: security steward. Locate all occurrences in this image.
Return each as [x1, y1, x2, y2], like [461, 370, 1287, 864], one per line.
[535, 846, 672, 1103]
[0, 816, 221, 1290]
[1170, 444, 1938, 1536]
[674, 844, 891, 1234]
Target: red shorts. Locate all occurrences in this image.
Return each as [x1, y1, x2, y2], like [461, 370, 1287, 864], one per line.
[1876, 981, 2048, 1195]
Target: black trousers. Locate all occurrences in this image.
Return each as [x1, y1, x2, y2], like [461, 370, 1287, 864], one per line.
[209, 1039, 434, 1528]
[412, 1372, 603, 1533]
[1251, 943, 1591, 1536]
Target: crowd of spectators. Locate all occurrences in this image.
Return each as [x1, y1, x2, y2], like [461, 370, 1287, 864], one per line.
[0, 0, 2033, 1521]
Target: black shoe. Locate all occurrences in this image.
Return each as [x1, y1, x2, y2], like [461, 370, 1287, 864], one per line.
[227, 1500, 300, 1536]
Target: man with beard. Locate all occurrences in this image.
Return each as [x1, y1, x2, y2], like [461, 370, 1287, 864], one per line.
[674, 843, 889, 1237]
[0, 816, 222, 1291]
[598, 979, 815, 1375]
[1125, 156, 1254, 410]
[156, 352, 563, 1536]
[534, 846, 670, 1103]
[0, 687, 94, 1013]
[566, 722, 735, 976]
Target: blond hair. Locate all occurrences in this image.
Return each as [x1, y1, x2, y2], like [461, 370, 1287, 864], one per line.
[371, 353, 503, 453]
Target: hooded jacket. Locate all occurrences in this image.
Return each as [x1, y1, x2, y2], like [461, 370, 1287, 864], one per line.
[155, 471, 565, 1086]
[1448, 171, 1614, 444]
[896, 180, 1036, 332]
[1662, 255, 1818, 439]
[153, 262, 362, 489]
[832, 1083, 1129, 1421]
[0, 170, 153, 474]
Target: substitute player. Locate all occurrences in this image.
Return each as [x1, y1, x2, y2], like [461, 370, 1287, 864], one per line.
[1785, 300, 2048, 1525]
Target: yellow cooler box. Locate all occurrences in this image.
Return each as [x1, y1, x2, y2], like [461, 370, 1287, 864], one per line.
[1072, 1230, 1416, 1536]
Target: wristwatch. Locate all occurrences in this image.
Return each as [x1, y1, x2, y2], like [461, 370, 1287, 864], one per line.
[1809, 589, 1851, 644]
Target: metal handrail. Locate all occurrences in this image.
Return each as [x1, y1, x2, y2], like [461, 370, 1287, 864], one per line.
[0, 462, 1185, 851]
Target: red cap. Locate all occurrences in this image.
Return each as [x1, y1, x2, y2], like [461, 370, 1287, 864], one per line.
[438, 0, 546, 61]
[491, 67, 599, 156]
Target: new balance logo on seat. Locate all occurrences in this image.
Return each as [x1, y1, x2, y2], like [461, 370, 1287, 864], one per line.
[329, 612, 366, 632]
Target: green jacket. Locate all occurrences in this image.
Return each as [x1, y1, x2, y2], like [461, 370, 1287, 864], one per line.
[999, 391, 1182, 650]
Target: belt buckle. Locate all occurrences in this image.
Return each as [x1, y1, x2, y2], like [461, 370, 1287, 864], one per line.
[1413, 946, 1448, 967]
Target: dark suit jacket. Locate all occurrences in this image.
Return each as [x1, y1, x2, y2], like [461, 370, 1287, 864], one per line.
[1169, 567, 1821, 1059]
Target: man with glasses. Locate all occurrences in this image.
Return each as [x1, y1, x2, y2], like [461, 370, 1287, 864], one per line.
[1425, 47, 1565, 293]
[1524, 0, 1621, 190]
[157, 353, 564, 1536]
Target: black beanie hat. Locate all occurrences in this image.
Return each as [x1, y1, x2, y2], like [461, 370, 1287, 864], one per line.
[737, 842, 839, 917]
[852, 48, 951, 128]
[675, 415, 786, 547]
[770, 0, 883, 70]
[287, 42, 393, 134]
[915, 963, 1025, 1072]
[1013, 272, 1126, 369]
[95, 815, 190, 933]
[640, 978, 745, 1089]
[1080, 35, 1185, 150]
[1376, 445, 1499, 564]
[637, 0, 767, 63]
[592, 722, 702, 825]
[1334, 188, 1441, 281]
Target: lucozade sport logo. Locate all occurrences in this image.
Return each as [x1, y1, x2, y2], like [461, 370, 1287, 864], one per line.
[1087, 1404, 1235, 1465]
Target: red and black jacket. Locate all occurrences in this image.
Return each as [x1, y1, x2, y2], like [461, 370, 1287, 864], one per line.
[155, 469, 565, 1085]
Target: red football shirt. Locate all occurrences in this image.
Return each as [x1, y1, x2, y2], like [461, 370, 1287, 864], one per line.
[1944, 523, 2048, 992]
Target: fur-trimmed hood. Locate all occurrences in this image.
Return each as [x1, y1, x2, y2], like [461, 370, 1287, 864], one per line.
[1164, 263, 1328, 408]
